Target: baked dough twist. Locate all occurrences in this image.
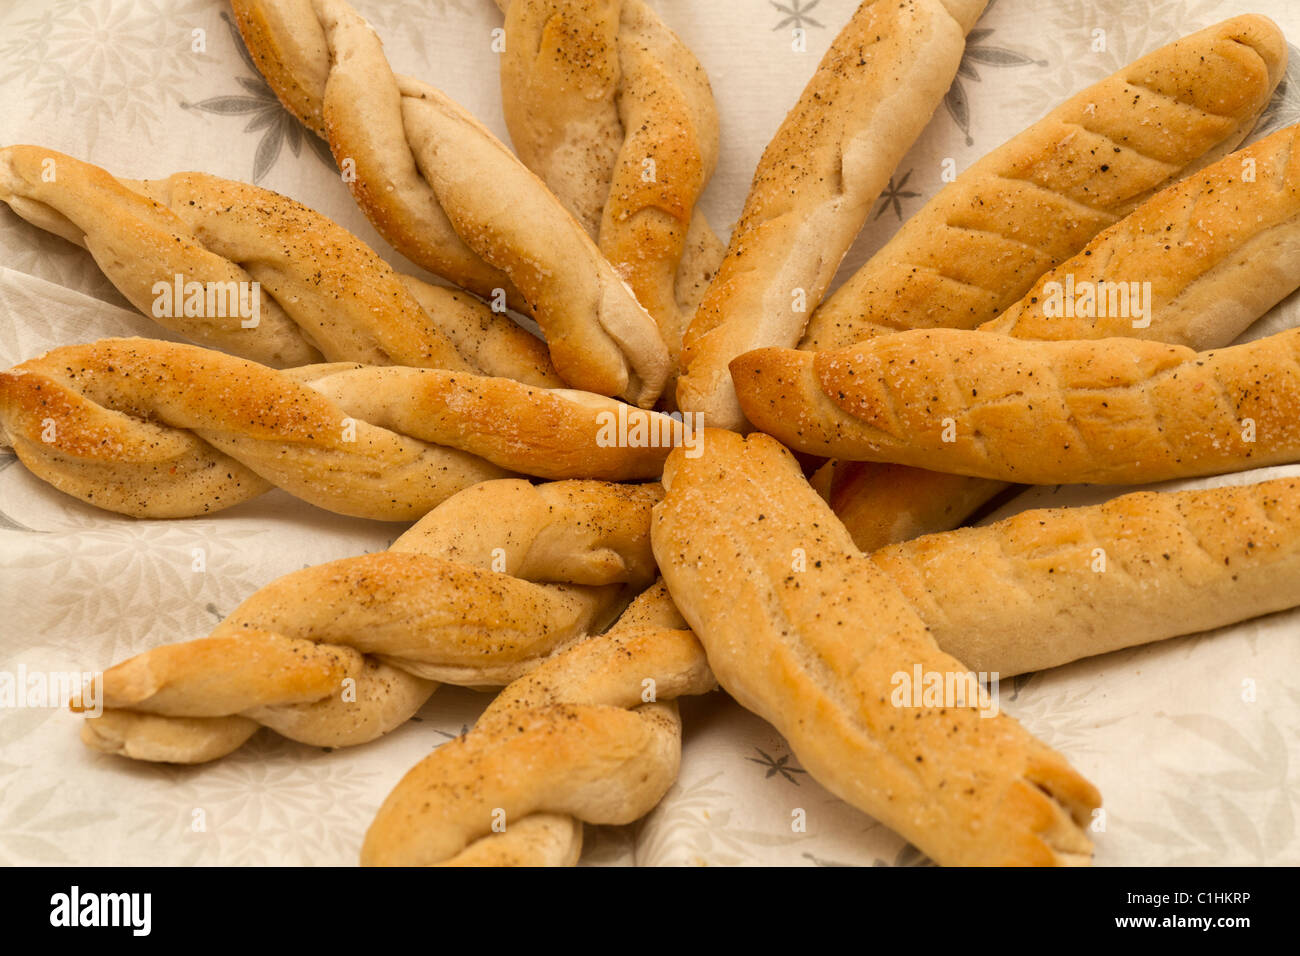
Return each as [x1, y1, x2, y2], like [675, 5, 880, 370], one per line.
[0, 338, 686, 520]
[0, 146, 559, 384]
[494, 0, 724, 381]
[733, 325, 1300, 486]
[824, 121, 1300, 550]
[74, 479, 661, 763]
[653, 430, 1101, 866]
[231, 0, 670, 406]
[876, 473, 1300, 676]
[677, 0, 988, 429]
[363, 580, 714, 866]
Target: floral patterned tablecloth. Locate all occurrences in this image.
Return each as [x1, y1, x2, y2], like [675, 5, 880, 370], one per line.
[0, 0, 1297, 866]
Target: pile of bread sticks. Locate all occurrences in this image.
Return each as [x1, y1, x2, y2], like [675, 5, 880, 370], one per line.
[1, 0, 1297, 866]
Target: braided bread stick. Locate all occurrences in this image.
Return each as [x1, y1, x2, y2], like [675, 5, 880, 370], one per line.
[799, 14, 1286, 351]
[0, 338, 688, 520]
[75, 479, 660, 763]
[369, 470, 1300, 865]
[233, 0, 671, 406]
[0, 146, 559, 383]
[495, 0, 724, 375]
[876, 473, 1300, 677]
[733, 325, 1300, 485]
[363, 580, 713, 866]
[652, 430, 1100, 866]
[823, 121, 1300, 551]
[677, 0, 988, 429]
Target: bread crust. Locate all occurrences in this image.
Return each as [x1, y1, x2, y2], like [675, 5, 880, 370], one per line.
[800, 14, 1287, 351]
[75, 479, 660, 763]
[985, 122, 1300, 347]
[677, 0, 985, 429]
[826, 122, 1300, 550]
[652, 430, 1100, 866]
[233, 0, 671, 406]
[0, 339, 685, 519]
[732, 326, 1300, 485]
[495, 0, 724, 388]
[0, 145, 560, 383]
[877, 474, 1300, 676]
[363, 581, 713, 866]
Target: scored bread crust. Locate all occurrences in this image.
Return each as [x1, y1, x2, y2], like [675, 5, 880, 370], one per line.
[803, 17, 1287, 551]
[732, 326, 1300, 485]
[74, 479, 661, 763]
[0, 145, 561, 383]
[363, 581, 714, 866]
[825, 121, 1300, 551]
[799, 14, 1287, 351]
[652, 430, 1100, 866]
[676, 0, 988, 430]
[984, 122, 1300, 347]
[877, 474, 1300, 676]
[0, 339, 685, 520]
[232, 0, 670, 406]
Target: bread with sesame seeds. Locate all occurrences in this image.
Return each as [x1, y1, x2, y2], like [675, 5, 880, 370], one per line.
[232, 0, 672, 407]
[0, 338, 689, 520]
[494, 0, 724, 388]
[732, 324, 1300, 485]
[0, 146, 560, 384]
[652, 429, 1100, 866]
[75, 478, 661, 764]
[799, 14, 1287, 353]
[676, 0, 990, 430]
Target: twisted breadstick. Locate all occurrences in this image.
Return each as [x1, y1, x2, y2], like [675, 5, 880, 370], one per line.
[75, 479, 661, 763]
[677, 0, 988, 429]
[0, 339, 686, 520]
[653, 430, 1100, 866]
[494, 0, 723, 379]
[0, 146, 559, 384]
[367, 467, 1300, 864]
[232, 0, 670, 406]
[877, 473, 1300, 676]
[825, 121, 1300, 551]
[733, 325, 1300, 485]
[799, 14, 1286, 351]
[363, 580, 713, 866]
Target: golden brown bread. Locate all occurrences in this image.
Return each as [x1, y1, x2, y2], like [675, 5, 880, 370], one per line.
[732, 326, 1300, 485]
[232, 0, 671, 406]
[821, 459, 1008, 552]
[0, 145, 560, 384]
[800, 14, 1287, 351]
[652, 430, 1100, 866]
[0, 339, 687, 520]
[368, 469, 1300, 864]
[876, 473, 1300, 676]
[495, 0, 724, 381]
[983, 121, 1300, 347]
[76, 479, 661, 763]
[363, 581, 713, 866]
[826, 122, 1300, 550]
[676, 0, 988, 429]
[230, 0, 514, 299]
